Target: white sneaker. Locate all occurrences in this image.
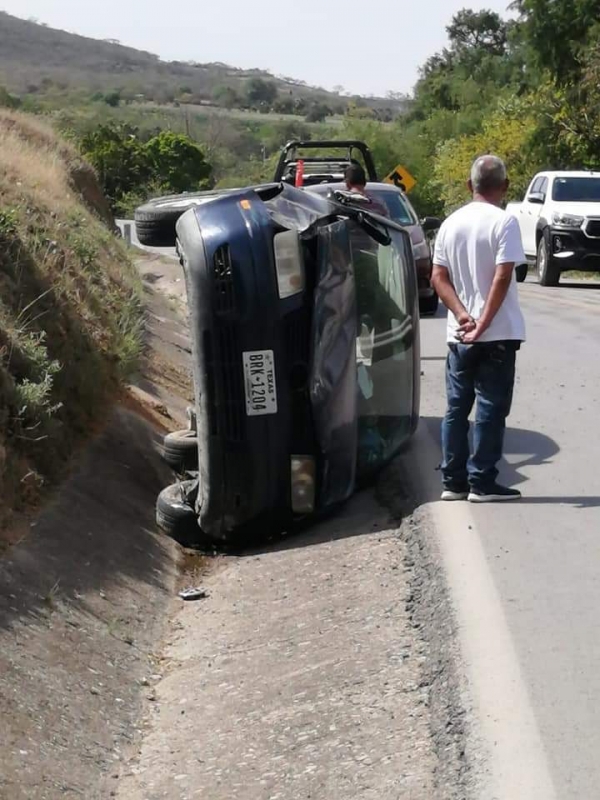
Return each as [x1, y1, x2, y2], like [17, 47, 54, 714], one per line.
[441, 489, 469, 501]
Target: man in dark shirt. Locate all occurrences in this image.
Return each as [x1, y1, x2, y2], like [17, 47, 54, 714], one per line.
[344, 164, 389, 217]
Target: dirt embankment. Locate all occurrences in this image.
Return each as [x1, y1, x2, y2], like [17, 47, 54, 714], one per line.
[0, 252, 197, 800]
[0, 109, 142, 534]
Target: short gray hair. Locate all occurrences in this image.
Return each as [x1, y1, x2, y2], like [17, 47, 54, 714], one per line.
[470, 155, 507, 193]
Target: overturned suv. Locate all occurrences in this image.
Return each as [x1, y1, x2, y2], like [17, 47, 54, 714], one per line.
[137, 182, 420, 548]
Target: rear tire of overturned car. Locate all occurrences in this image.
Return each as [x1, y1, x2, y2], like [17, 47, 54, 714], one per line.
[162, 429, 199, 473]
[156, 480, 203, 548]
[134, 194, 208, 247]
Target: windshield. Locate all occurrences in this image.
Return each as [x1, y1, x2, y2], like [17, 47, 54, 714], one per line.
[370, 191, 416, 225]
[552, 177, 600, 202]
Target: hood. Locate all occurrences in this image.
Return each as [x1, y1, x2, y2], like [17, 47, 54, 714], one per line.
[551, 201, 600, 218]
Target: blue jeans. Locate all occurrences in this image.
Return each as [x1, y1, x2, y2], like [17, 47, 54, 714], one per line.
[442, 341, 518, 491]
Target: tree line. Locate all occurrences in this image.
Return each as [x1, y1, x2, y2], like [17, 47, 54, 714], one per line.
[347, 0, 600, 216]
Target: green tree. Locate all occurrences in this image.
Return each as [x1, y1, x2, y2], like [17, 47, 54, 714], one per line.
[0, 86, 21, 109]
[305, 102, 331, 123]
[80, 124, 149, 208]
[212, 84, 241, 109]
[433, 100, 540, 213]
[511, 0, 600, 85]
[104, 90, 121, 108]
[245, 78, 278, 109]
[144, 131, 212, 193]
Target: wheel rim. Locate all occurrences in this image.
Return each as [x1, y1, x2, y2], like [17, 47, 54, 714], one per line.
[538, 240, 547, 279]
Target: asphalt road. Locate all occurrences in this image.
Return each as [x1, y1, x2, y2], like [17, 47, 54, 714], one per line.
[411, 277, 600, 799]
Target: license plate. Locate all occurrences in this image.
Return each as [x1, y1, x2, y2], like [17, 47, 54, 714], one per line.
[242, 350, 278, 416]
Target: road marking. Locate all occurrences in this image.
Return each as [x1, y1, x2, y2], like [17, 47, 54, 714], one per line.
[409, 424, 557, 800]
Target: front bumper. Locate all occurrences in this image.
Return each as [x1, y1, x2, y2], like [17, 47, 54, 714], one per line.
[176, 192, 314, 541]
[548, 227, 600, 270]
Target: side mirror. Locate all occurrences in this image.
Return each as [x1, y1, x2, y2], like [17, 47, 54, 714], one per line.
[528, 192, 545, 204]
[421, 216, 442, 232]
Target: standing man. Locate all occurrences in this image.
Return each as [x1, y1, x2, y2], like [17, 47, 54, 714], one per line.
[431, 155, 526, 502]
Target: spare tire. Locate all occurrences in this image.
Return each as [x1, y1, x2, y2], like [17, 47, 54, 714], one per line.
[156, 480, 202, 547]
[134, 192, 217, 247]
[162, 429, 198, 473]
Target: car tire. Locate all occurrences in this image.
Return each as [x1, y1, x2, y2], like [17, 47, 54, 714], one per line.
[156, 480, 204, 548]
[419, 291, 439, 316]
[162, 429, 199, 473]
[515, 263, 528, 283]
[134, 193, 210, 247]
[537, 231, 560, 286]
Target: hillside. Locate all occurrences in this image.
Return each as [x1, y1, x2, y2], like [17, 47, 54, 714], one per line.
[0, 110, 143, 530]
[0, 11, 402, 116]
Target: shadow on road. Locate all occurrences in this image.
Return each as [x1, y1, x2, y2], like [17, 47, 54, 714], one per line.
[559, 280, 600, 290]
[239, 485, 398, 557]
[419, 416, 600, 508]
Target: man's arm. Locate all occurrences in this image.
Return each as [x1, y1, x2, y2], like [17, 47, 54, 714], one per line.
[461, 262, 514, 343]
[431, 264, 475, 332]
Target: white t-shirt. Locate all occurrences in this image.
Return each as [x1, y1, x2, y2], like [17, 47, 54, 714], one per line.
[433, 201, 526, 343]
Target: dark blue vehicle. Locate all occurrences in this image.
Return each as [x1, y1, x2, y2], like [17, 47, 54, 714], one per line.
[138, 182, 420, 546]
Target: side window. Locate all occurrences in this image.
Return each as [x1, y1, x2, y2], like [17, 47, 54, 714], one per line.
[527, 177, 542, 200]
[538, 178, 548, 200]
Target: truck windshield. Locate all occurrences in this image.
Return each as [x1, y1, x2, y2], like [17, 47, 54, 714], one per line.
[552, 178, 600, 202]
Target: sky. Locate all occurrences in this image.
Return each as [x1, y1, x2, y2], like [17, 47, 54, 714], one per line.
[1, 0, 512, 96]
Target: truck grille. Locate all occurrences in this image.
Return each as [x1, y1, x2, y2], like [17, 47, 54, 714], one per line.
[217, 325, 245, 442]
[203, 327, 245, 442]
[212, 245, 236, 313]
[585, 219, 600, 238]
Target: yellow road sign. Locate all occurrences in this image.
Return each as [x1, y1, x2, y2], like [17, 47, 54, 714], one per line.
[384, 164, 416, 193]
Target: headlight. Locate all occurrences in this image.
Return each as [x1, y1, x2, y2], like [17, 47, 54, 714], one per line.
[552, 212, 584, 229]
[291, 456, 315, 514]
[274, 230, 305, 299]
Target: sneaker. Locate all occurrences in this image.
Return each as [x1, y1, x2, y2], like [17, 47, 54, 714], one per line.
[441, 487, 469, 501]
[468, 484, 521, 503]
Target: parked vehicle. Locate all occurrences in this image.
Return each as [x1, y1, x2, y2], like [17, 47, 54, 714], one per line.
[275, 140, 441, 314]
[507, 171, 600, 286]
[143, 183, 420, 546]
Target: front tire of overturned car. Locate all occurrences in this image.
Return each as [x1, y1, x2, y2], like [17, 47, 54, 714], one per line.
[156, 480, 204, 548]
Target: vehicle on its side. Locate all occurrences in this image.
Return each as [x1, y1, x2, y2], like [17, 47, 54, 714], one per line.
[507, 171, 600, 286]
[274, 140, 441, 314]
[140, 182, 420, 547]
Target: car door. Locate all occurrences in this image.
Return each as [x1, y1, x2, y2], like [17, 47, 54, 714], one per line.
[520, 177, 546, 254]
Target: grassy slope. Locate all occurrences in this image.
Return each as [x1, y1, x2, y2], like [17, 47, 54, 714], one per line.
[0, 110, 143, 529]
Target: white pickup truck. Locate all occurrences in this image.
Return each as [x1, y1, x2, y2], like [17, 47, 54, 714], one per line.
[506, 170, 600, 285]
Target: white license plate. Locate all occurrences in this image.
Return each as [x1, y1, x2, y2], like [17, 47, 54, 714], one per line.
[242, 350, 278, 416]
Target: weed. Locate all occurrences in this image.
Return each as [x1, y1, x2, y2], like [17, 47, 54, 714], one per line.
[0, 109, 144, 528]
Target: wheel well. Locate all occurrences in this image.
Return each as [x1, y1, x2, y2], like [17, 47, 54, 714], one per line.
[535, 226, 546, 245]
